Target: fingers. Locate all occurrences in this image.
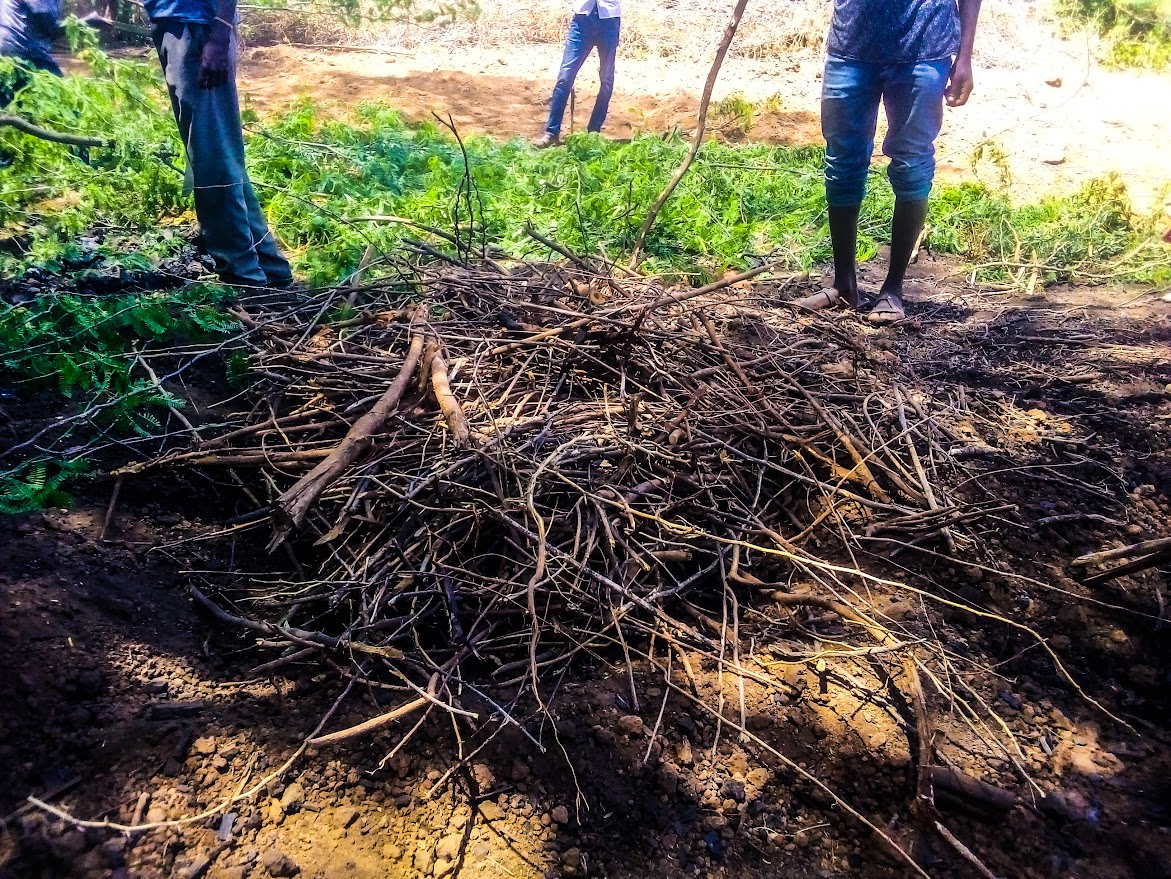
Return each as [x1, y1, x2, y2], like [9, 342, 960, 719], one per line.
[945, 79, 973, 107]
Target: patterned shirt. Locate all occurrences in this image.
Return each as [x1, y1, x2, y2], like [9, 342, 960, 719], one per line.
[0, 0, 61, 72]
[827, 0, 960, 63]
[141, 0, 217, 25]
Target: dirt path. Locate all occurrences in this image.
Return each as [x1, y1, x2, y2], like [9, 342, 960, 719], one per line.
[236, 42, 1171, 212]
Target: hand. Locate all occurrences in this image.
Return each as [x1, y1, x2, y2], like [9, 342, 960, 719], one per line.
[945, 55, 974, 107]
[199, 28, 232, 90]
[79, 11, 111, 27]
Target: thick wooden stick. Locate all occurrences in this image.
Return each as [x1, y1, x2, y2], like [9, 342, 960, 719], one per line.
[1071, 535, 1171, 567]
[308, 694, 430, 747]
[430, 346, 471, 447]
[269, 332, 424, 544]
[1079, 547, 1171, 588]
[0, 114, 108, 148]
[628, 0, 750, 267]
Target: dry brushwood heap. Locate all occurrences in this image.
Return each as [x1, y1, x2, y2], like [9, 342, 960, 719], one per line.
[125, 251, 1098, 872]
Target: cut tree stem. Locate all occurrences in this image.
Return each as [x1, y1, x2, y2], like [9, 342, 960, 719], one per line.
[430, 345, 471, 446]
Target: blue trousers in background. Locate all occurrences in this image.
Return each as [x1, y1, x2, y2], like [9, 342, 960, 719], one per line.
[152, 21, 292, 287]
[821, 55, 950, 208]
[545, 10, 620, 137]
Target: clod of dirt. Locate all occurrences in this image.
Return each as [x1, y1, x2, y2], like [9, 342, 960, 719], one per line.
[191, 737, 216, 757]
[414, 847, 435, 874]
[551, 805, 570, 824]
[561, 847, 583, 872]
[435, 833, 462, 861]
[1040, 789, 1091, 822]
[478, 800, 504, 821]
[279, 782, 305, 813]
[260, 847, 300, 877]
[509, 760, 530, 781]
[617, 715, 645, 736]
[471, 762, 494, 789]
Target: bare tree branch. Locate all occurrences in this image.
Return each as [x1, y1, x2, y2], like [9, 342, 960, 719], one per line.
[628, 0, 749, 268]
[0, 114, 109, 148]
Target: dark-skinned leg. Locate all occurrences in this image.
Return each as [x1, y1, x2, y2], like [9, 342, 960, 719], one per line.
[879, 196, 928, 304]
[828, 203, 862, 308]
[873, 59, 949, 322]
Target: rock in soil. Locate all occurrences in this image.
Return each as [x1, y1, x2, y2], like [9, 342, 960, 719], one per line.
[260, 848, 300, 877]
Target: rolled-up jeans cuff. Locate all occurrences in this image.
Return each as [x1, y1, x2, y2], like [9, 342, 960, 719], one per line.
[825, 184, 866, 208]
[892, 183, 933, 202]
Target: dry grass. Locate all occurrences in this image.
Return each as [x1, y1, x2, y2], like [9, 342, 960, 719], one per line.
[249, 0, 1072, 73]
[355, 0, 830, 56]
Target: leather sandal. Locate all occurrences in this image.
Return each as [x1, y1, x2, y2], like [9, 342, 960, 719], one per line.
[867, 292, 905, 324]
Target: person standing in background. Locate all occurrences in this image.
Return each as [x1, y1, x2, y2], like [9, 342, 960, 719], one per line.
[820, 0, 981, 323]
[533, 0, 621, 148]
[0, 0, 63, 77]
[142, 0, 294, 290]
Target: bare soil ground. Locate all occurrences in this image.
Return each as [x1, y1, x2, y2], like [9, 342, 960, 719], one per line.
[2, 262, 1170, 879]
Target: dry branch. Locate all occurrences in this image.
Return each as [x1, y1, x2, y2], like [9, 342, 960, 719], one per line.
[269, 329, 425, 545]
[1071, 535, 1171, 567]
[1079, 547, 1171, 588]
[628, 0, 751, 266]
[429, 345, 471, 446]
[0, 114, 109, 148]
[124, 252, 1106, 878]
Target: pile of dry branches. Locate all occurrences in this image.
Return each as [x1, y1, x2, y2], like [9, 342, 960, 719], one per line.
[129, 256, 1045, 871]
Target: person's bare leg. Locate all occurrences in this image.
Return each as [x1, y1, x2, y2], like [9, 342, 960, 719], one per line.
[871, 196, 927, 321]
[828, 203, 862, 308]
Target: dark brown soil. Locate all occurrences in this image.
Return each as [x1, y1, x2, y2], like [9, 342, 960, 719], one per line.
[2, 261, 1170, 879]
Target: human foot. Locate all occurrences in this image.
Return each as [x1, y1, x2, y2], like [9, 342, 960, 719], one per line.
[866, 291, 905, 324]
[532, 132, 561, 149]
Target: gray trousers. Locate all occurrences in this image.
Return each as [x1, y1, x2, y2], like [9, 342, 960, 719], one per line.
[152, 22, 291, 286]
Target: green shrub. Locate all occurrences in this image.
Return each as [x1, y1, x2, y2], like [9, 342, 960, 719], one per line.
[1058, 0, 1171, 68]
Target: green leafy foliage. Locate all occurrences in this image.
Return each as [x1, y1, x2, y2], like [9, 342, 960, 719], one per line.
[239, 0, 478, 26]
[3, 50, 1168, 288]
[1058, 0, 1171, 68]
[0, 457, 89, 514]
[0, 284, 239, 432]
[930, 173, 1169, 284]
[712, 92, 756, 136]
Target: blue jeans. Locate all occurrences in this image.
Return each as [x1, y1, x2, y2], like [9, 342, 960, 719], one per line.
[821, 55, 950, 208]
[546, 10, 620, 137]
[153, 21, 292, 287]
